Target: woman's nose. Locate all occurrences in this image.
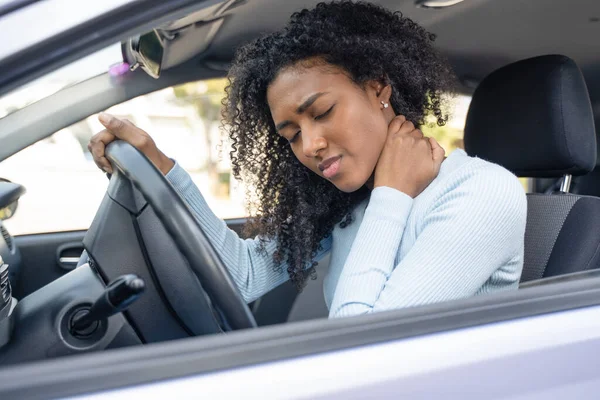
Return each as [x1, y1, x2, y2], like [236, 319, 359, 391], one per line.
[302, 130, 327, 158]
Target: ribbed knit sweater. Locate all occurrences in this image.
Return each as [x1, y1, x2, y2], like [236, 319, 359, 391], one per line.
[166, 149, 527, 318]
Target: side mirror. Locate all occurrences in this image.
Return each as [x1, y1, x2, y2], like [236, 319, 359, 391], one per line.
[0, 201, 17, 221]
[0, 178, 24, 221]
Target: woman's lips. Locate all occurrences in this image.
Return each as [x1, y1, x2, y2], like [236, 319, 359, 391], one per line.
[319, 156, 342, 179]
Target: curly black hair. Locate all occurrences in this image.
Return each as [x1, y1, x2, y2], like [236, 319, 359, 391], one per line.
[222, 1, 457, 289]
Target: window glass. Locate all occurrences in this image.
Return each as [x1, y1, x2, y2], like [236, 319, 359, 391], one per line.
[421, 94, 470, 152]
[0, 79, 246, 235]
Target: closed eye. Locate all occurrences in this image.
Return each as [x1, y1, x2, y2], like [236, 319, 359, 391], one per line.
[289, 131, 301, 143]
[288, 104, 334, 144]
[314, 104, 335, 121]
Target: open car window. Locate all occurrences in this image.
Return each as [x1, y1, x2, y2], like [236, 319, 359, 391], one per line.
[0, 78, 247, 235]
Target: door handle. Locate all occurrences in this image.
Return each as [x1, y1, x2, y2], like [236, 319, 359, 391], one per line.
[56, 242, 84, 271]
[58, 257, 80, 270]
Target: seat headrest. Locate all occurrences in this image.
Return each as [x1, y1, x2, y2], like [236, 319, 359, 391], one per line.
[464, 55, 597, 178]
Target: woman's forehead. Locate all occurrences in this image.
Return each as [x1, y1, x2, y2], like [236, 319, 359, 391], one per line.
[267, 65, 351, 110]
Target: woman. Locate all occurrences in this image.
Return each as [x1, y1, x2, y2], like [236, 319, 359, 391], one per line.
[89, 1, 527, 318]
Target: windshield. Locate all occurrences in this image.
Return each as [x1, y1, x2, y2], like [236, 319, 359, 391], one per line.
[0, 43, 122, 119]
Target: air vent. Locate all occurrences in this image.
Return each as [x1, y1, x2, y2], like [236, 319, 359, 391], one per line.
[1, 225, 12, 251]
[0, 259, 10, 305]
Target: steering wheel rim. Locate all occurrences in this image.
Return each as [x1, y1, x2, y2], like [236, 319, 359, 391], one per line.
[105, 140, 256, 330]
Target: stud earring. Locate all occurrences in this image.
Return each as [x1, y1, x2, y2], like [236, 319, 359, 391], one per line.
[381, 101, 389, 109]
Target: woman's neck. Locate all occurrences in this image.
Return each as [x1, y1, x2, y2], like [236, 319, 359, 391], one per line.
[365, 173, 375, 191]
[364, 156, 448, 191]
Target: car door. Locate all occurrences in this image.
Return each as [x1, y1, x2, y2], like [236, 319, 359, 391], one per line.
[3, 270, 600, 399]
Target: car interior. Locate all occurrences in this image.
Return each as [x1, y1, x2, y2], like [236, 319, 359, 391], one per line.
[0, 0, 599, 368]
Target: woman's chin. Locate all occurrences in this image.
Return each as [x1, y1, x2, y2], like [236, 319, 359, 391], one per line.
[333, 177, 369, 193]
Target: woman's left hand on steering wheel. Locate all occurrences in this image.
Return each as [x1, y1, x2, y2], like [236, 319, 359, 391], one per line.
[88, 113, 174, 176]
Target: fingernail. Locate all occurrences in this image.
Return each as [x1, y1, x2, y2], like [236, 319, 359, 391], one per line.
[103, 167, 112, 174]
[98, 112, 112, 125]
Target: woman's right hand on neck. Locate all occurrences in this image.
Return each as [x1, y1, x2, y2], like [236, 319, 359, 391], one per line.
[88, 113, 174, 176]
[373, 115, 445, 198]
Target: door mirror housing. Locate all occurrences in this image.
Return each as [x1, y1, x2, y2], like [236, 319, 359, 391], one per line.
[0, 178, 25, 221]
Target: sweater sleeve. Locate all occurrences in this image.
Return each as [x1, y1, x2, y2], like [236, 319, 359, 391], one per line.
[329, 166, 527, 318]
[166, 162, 332, 303]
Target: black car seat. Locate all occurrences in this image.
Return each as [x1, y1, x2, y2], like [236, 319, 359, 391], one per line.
[464, 55, 600, 283]
[570, 117, 600, 196]
[535, 116, 600, 196]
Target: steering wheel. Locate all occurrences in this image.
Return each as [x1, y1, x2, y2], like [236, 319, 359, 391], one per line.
[103, 140, 256, 331]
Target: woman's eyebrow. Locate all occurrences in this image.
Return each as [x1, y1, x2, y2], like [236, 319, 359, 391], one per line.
[296, 92, 328, 114]
[276, 92, 328, 132]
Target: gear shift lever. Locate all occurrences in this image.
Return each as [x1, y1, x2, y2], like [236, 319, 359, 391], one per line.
[70, 274, 145, 335]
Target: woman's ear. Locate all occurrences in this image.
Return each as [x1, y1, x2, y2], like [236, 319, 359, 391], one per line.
[366, 79, 394, 118]
[366, 79, 390, 102]
[377, 83, 392, 104]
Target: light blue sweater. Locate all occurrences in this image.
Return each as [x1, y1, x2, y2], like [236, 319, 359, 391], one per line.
[166, 149, 527, 318]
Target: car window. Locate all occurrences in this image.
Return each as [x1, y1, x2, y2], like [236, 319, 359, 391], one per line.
[0, 79, 247, 235]
[422, 94, 470, 154]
